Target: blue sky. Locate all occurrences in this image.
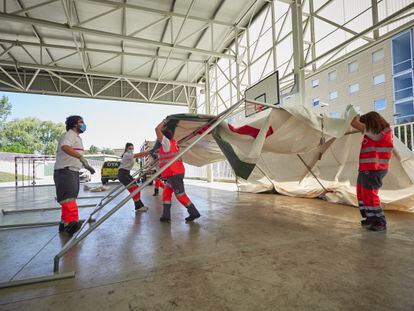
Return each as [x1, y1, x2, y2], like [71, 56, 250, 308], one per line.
[3, 92, 187, 150]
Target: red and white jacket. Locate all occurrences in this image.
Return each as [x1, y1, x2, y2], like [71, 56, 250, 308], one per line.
[359, 128, 393, 171]
[158, 139, 185, 178]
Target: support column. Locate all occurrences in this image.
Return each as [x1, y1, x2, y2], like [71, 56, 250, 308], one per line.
[205, 62, 213, 183]
[291, 0, 306, 106]
[234, 26, 241, 101]
[188, 86, 197, 113]
[371, 0, 379, 40]
[309, 0, 317, 71]
[270, 1, 278, 71]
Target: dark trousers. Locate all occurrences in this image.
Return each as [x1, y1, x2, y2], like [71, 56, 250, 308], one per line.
[54, 168, 80, 202]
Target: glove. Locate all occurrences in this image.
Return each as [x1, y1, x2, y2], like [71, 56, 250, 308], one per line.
[79, 156, 96, 174]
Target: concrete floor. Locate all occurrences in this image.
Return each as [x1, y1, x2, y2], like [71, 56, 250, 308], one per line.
[0, 182, 414, 311]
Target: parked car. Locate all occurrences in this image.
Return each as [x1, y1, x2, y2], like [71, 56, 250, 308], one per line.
[79, 168, 91, 183]
[101, 161, 120, 185]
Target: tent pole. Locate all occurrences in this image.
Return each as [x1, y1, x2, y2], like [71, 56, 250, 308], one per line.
[53, 98, 245, 273]
[296, 154, 329, 193]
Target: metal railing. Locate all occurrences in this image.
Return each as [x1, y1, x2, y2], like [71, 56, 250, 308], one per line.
[393, 121, 414, 151]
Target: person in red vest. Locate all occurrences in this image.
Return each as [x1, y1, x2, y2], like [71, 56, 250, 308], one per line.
[351, 112, 393, 231]
[155, 120, 201, 222]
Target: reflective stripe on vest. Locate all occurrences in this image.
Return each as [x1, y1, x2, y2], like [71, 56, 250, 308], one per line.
[360, 147, 393, 153]
[359, 129, 393, 171]
[159, 139, 185, 177]
[359, 158, 390, 164]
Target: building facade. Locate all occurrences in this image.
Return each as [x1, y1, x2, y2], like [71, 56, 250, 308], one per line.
[298, 27, 414, 125]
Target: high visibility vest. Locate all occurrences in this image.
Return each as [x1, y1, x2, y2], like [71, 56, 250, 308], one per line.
[158, 139, 185, 178]
[359, 128, 393, 171]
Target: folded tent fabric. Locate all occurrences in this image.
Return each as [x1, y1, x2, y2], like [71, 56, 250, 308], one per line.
[161, 105, 414, 213]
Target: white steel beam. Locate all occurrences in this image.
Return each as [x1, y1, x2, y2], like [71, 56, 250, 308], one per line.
[76, 0, 235, 28]
[291, 0, 305, 104]
[94, 77, 120, 96]
[128, 16, 170, 37]
[47, 70, 90, 96]
[25, 69, 40, 91]
[10, 0, 59, 15]
[75, 6, 121, 27]
[124, 78, 149, 101]
[0, 66, 24, 89]
[0, 61, 203, 88]
[0, 38, 205, 64]
[0, 12, 235, 60]
[306, 2, 414, 67]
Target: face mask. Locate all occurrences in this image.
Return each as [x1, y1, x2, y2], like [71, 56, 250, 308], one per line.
[78, 123, 87, 133]
[127, 149, 134, 154]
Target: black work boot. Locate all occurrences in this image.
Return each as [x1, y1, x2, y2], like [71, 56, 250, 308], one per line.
[64, 221, 82, 236]
[135, 200, 148, 212]
[367, 217, 387, 232]
[160, 204, 171, 223]
[153, 188, 159, 196]
[185, 204, 201, 222]
[360, 218, 370, 227]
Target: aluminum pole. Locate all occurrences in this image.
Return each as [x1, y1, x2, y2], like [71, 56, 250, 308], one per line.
[53, 97, 245, 272]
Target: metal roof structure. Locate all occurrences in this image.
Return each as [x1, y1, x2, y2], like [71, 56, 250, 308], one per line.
[0, 0, 413, 110]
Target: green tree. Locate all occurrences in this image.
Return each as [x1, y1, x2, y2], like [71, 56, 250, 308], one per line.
[101, 147, 115, 155]
[0, 118, 64, 154]
[0, 95, 11, 127]
[37, 120, 65, 154]
[88, 145, 100, 154]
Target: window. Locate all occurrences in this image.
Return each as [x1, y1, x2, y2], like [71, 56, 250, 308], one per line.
[328, 70, 337, 81]
[329, 91, 338, 100]
[393, 72, 413, 101]
[395, 100, 414, 124]
[349, 83, 359, 94]
[311, 79, 319, 88]
[374, 99, 387, 111]
[330, 111, 340, 118]
[372, 49, 384, 63]
[392, 30, 413, 74]
[348, 61, 358, 73]
[373, 74, 385, 85]
[312, 98, 320, 106]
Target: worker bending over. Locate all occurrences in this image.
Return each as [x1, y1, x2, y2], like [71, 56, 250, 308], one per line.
[155, 120, 201, 222]
[54, 115, 95, 236]
[351, 112, 393, 232]
[118, 143, 149, 212]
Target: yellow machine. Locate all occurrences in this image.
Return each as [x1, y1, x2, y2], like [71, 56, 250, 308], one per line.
[100, 161, 120, 184]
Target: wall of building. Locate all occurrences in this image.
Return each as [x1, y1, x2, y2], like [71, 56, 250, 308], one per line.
[302, 37, 395, 123]
[281, 26, 414, 126]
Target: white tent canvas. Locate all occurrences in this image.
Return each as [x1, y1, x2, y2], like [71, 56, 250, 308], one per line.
[166, 104, 414, 213]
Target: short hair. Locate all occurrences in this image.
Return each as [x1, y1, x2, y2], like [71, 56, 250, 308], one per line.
[65, 115, 83, 131]
[360, 111, 390, 134]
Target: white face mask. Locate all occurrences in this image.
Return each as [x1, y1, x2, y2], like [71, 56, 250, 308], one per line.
[127, 149, 134, 154]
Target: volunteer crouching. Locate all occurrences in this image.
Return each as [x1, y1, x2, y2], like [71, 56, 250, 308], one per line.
[54, 115, 95, 236]
[155, 120, 201, 223]
[351, 112, 393, 232]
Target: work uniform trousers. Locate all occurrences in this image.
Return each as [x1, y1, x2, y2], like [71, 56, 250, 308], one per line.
[118, 168, 141, 202]
[54, 168, 80, 223]
[356, 170, 388, 223]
